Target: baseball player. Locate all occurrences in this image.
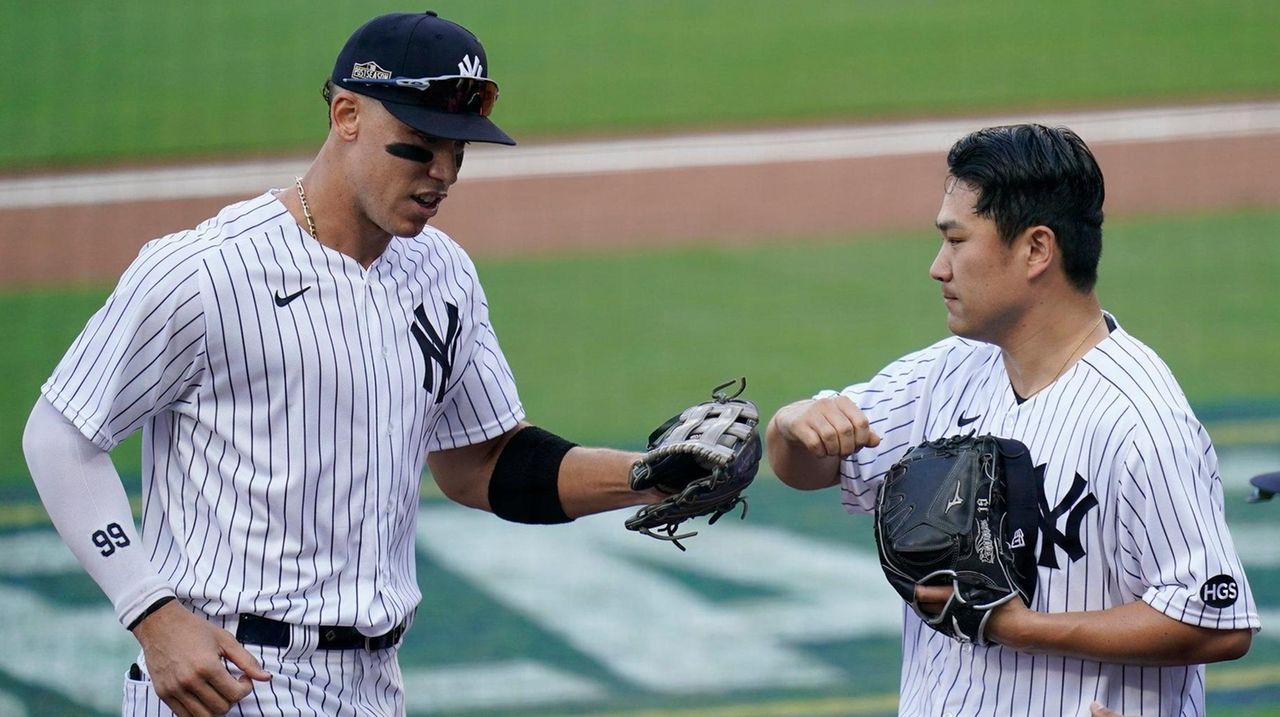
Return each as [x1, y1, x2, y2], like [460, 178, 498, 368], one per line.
[22, 12, 667, 717]
[766, 125, 1259, 716]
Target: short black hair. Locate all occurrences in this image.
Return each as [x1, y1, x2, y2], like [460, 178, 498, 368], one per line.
[946, 124, 1105, 291]
[322, 79, 335, 127]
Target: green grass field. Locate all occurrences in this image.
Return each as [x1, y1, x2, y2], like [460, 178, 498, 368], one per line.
[4, 207, 1278, 488]
[1, 0, 1278, 169]
[2, 3, 1279, 714]
[2, 191, 1278, 717]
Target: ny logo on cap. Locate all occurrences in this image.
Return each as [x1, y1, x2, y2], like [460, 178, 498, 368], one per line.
[457, 55, 483, 77]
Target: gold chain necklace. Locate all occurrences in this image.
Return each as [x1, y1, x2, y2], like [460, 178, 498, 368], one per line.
[295, 177, 317, 240]
[1024, 312, 1105, 398]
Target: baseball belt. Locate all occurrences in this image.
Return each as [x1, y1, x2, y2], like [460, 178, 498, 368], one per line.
[235, 613, 407, 651]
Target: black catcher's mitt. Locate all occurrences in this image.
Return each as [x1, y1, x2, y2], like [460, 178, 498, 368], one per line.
[625, 378, 761, 550]
[874, 433, 1039, 645]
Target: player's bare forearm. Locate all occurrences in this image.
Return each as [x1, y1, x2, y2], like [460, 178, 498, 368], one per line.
[767, 398, 879, 490]
[428, 424, 520, 510]
[766, 412, 840, 490]
[987, 595, 1252, 666]
[557, 446, 660, 517]
[428, 423, 657, 519]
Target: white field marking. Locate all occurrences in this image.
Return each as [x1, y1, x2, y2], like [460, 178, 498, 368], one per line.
[0, 529, 609, 714]
[0, 582, 138, 713]
[402, 660, 607, 712]
[0, 444, 1273, 712]
[0, 530, 81, 574]
[1259, 611, 1280, 640]
[415, 503, 901, 693]
[1220, 446, 1280, 492]
[2, 101, 1279, 209]
[1220, 445, 1280, 570]
[1232, 525, 1280, 569]
[0, 691, 28, 717]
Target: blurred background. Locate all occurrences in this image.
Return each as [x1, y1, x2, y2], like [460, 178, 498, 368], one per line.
[1, 1, 1277, 715]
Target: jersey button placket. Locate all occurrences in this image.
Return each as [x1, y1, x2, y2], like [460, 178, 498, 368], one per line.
[362, 276, 391, 594]
[382, 342, 392, 437]
[373, 277, 404, 595]
[1002, 393, 1018, 432]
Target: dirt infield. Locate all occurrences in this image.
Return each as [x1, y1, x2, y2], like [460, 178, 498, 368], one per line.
[2, 133, 1279, 287]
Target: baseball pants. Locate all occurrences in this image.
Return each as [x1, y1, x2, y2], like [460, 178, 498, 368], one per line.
[122, 612, 406, 717]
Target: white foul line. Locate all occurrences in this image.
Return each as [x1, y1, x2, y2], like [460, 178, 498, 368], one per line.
[2, 101, 1279, 209]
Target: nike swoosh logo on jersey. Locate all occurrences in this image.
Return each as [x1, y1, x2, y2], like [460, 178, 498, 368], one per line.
[274, 286, 312, 307]
[957, 414, 980, 427]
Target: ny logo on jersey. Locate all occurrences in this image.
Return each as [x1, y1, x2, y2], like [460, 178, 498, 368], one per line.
[410, 302, 461, 404]
[1035, 465, 1100, 569]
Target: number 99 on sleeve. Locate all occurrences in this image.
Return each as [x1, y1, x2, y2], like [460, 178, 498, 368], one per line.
[91, 522, 132, 557]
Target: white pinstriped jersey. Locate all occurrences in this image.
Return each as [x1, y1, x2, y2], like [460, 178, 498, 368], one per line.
[823, 315, 1259, 717]
[42, 191, 523, 635]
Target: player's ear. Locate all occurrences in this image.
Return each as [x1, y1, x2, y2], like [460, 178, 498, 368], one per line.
[329, 90, 361, 142]
[1022, 225, 1056, 281]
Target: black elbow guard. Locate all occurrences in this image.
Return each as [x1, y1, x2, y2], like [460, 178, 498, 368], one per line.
[488, 426, 577, 524]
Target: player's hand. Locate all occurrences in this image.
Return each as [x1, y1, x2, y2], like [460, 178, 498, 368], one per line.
[914, 583, 953, 616]
[770, 396, 880, 458]
[132, 601, 272, 717]
[914, 584, 1033, 650]
[1090, 701, 1141, 717]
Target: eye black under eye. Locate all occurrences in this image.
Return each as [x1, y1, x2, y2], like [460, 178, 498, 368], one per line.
[385, 143, 433, 164]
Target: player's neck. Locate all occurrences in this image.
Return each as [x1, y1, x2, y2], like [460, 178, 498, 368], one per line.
[280, 164, 392, 269]
[999, 295, 1106, 400]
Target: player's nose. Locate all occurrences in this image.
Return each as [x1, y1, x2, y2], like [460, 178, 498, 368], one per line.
[929, 247, 950, 282]
[428, 146, 459, 186]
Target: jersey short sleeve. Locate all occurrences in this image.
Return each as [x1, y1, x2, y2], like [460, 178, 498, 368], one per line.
[822, 340, 960, 514]
[1116, 421, 1260, 630]
[41, 236, 209, 451]
[425, 282, 524, 452]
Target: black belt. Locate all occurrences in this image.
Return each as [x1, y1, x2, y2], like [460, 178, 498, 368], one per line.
[236, 614, 406, 651]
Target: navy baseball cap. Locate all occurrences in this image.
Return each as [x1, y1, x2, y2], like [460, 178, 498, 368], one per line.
[332, 11, 515, 146]
[1249, 471, 1280, 503]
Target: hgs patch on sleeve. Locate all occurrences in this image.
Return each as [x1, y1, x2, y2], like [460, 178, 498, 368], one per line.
[1199, 574, 1239, 608]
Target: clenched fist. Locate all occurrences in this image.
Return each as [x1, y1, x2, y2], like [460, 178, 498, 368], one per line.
[771, 395, 880, 457]
[767, 395, 880, 490]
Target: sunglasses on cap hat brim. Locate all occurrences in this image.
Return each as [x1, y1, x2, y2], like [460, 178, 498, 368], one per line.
[343, 74, 499, 117]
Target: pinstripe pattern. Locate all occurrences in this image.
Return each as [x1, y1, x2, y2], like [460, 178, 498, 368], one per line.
[821, 314, 1259, 716]
[122, 636, 405, 716]
[45, 192, 524, 712]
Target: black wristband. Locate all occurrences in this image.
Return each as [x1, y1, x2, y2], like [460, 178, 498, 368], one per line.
[127, 596, 176, 631]
[488, 426, 576, 524]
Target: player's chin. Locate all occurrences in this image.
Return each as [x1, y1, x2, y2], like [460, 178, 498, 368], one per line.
[386, 198, 439, 236]
[390, 213, 432, 238]
[945, 314, 986, 342]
